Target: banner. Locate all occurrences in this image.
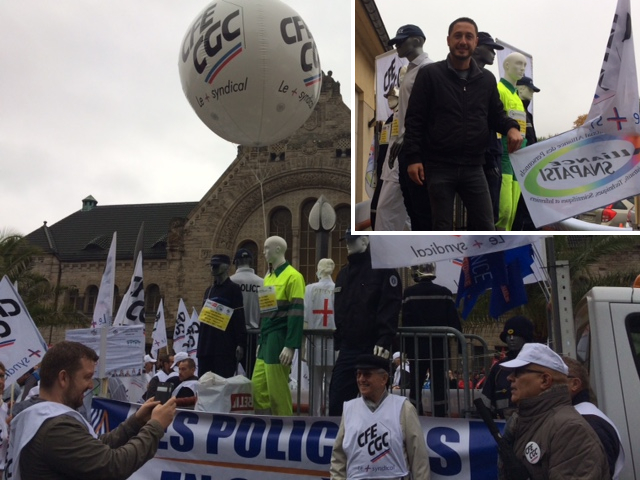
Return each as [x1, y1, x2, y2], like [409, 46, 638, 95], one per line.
[92, 232, 116, 328]
[91, 398, 504, 480]
[0, 276, 48, 387]
[152, 299, 168, 360]
[369, 235, 542, 269]
[173, 299, 190, 353]
[375, 50, 408, 122]
[66, 325, 145, 379]
[510, 0, 640, 227]
[113, 251, 145, 326]
[186, 307, 200, 364]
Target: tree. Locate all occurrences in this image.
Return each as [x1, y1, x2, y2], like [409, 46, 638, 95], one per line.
[573, 114, 587, 129]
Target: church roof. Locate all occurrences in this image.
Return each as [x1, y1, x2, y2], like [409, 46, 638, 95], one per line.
[25, 201, 198, 262]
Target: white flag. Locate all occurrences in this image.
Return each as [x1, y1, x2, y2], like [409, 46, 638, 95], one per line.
[0, 276, 49, 388]
[173, 299, 189, 353]
[510, 0, 640, 227]
[113, 252, 145, 326]
[186, 307, 200, 361]
[92, 232, 117, 328]
[151, 299, 167, 360]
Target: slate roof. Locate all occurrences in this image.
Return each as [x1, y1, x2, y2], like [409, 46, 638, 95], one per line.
[25, 202, 198, 262]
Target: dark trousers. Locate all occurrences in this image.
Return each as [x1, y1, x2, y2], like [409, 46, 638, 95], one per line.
[425, 164, 495, 231]
[198, 355, 237, 379]
[398, 152, 432, 231]
[328, 345, 372, 416]
[404, 336, 447, 417]
[484, 163, 502, 225]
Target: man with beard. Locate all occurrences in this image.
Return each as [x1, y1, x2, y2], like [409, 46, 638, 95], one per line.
[5, 341, 177, 480]
[402, 17, 523, 230]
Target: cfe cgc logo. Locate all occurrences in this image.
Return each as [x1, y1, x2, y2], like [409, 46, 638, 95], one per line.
[521, 133, 640, 198]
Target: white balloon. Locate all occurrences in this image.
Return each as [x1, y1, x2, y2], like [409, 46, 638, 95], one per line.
[178, 0, 322, 146]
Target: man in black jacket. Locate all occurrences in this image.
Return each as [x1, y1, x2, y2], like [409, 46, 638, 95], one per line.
[403, 17, 523, 230]
[328, 232, 402, 416]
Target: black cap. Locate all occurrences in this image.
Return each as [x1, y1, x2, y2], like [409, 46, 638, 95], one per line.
[500, 316, 534, 343]
[477, 32, 504, 50]
[355, 354, 391, 371]
[210, 254, 231, 266]
[233, 248, 253, 263]
[388, 24, 425, 46]
[339, 227, 363, 242]
[516, 76, 540, 92]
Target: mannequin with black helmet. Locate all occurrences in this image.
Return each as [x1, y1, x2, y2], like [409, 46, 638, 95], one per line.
[480, 315, 534, 419]
[230, 248, 264, 375]
[199, 254, 247, 379]
[328, 229, 402, 416]
[402, 262, 461, 416]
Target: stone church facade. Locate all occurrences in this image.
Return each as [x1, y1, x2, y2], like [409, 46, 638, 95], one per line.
[26, 71, 350, 346]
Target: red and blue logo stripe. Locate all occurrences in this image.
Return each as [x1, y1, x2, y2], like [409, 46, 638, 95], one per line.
[205, 42, 243, 84]
[0, 339, 15, 349]
[304, 73, 321, 87]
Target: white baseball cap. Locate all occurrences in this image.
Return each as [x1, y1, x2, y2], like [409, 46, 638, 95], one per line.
[500, 343, 569, 375]
[392, 351, 401, 360]
[143, 354, 156, 364]
[171, 351, 189, 369]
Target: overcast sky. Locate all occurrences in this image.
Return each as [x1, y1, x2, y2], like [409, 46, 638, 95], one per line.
[1, 1, 350, 235]
[375, 0, 640, 138]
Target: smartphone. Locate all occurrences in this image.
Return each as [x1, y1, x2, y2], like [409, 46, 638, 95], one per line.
[155, 382, 173, 404]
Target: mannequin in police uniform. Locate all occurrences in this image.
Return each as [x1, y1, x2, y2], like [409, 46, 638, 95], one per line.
[401, 263, 461, 416]
[199, 254, 247, 379]
[252, 236, 305, 415]
[496, 52, 528, 231]
[480, 316, 534, 418]
[512, 76, 541, 231]
[328, 231, 402, 416]
[304, 258, 336, 416]
[230, 248, 264, 374]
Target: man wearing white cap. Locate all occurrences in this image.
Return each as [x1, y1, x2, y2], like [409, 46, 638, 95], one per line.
[497, 343, 609, 479]
[143, 355, 156, 385]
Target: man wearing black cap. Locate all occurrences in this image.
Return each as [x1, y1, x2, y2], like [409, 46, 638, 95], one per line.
[473, 32, 505, 224]
[230, 248, 264, 375]
[512, 76, 540, 230]
[199, 254, 247, 378]
[330, 354, 430, 479]
[480, 315, 534, 419]
[378, 24, 433, 231]
[403, 17, 523, 231]
[329, 231, 401, 416]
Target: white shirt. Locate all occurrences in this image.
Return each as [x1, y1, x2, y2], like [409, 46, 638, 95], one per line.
[230, 267, 264, 329]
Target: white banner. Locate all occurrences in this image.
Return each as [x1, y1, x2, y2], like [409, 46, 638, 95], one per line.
[375, 50, 408, 121]
[510, 0, 640, 227]
[151, 299, 168, 360]
[186, 307, 200, 364]
[92, 397, 504, 480]
[113, 252, 145, 326]
[92, 232, 116, 328]
[0, 276, 48, 387]
[66, 325, 145, 379]
[369, 235, 542, 269]
[173, 299, 190, 353]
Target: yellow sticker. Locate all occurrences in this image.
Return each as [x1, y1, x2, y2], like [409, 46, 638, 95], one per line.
[199, 299, 233, 331]
[391, 117, 400, 137]
[258, 286, 278, 313]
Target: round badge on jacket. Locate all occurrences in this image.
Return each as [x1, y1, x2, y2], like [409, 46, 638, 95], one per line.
[524, 441, 541, 464]
[389, 275, 398, 287]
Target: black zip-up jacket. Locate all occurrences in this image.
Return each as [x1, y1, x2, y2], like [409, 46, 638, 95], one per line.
[402, 55, 520, 168]
[333, 248, 402, 352]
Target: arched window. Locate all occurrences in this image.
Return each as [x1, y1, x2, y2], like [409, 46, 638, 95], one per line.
[331, 205, 351, 276]
[66, 287, 80, 311]
[146, 284, 161, 318]
[299, 199, 318, 284]
[268, 207, 293, 255]
[84, 285, 99, 314]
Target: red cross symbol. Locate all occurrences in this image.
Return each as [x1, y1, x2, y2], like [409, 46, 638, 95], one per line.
[28, 349, 42, 358]
[313, 298, 334, 327]
[607, 107, 627, 131]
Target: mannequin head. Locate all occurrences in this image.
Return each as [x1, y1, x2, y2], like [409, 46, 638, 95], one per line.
[385, 85, 399, 111]
[388, 24, 425, 62]
[345, 234, 369, 255]
[502, 52, 527, 85]
[472, 32, 503, 69]
[233, 248, 253, 269]
[499, 316, 534, 353]
[264, 236, 287, 268]
[316, 258, 335, 280]
[210, 254, 231, 283]
[516, 75, 540, 103]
